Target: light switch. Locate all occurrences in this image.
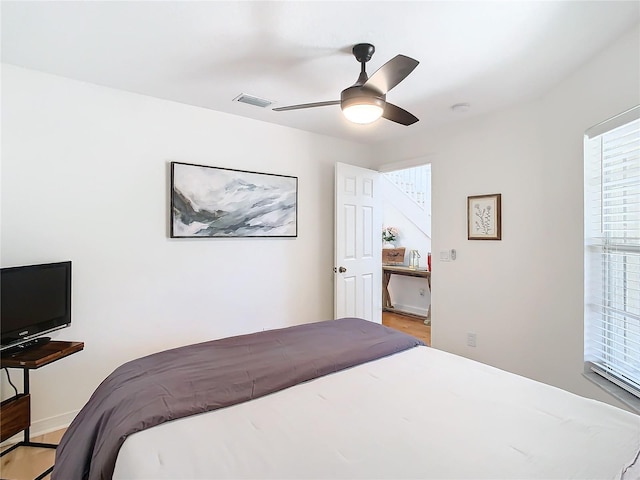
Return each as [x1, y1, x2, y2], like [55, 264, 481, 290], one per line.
[440, 250, 451, 262]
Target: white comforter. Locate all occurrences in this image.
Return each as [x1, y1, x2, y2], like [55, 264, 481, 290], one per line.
[114, 346, 640, 479]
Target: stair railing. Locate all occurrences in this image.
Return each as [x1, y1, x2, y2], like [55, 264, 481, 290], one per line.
[383, 165, 430, 211]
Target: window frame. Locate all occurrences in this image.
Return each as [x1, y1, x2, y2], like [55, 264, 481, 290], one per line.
[584, 105, 640, 413]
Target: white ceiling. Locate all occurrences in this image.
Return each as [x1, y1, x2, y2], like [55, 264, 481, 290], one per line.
[2, 1, 639, 145]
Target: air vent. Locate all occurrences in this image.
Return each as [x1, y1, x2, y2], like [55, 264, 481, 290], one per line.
[233, 93, 273, 108]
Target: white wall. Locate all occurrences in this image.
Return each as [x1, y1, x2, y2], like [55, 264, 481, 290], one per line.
[372, 25, 640, 410]
[0, 65, 372, 433]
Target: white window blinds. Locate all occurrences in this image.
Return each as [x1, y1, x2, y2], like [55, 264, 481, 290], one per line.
[585, 106, 640, 399]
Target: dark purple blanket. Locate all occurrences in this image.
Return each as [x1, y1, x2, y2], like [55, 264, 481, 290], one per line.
[52, 317, 424, 480]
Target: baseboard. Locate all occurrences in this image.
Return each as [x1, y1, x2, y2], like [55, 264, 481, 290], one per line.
[390, 303, 429, 318]
[0, 409, 78, 447]
[32, 409, 78, 437]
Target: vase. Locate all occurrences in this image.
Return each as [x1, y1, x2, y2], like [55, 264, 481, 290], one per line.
[383, 242, 395, 249]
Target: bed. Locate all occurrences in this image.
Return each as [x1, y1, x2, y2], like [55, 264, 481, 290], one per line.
[52, 317, 640, 480]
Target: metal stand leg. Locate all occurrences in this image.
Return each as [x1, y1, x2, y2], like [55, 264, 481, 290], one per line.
[0, 369, 58, 480]
[35, 465, 55, 480]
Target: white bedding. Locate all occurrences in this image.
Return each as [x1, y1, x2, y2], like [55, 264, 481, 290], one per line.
[113, 346, 640, 479]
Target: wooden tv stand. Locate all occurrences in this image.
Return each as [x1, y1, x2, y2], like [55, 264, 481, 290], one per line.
[1, 340, 84, 480]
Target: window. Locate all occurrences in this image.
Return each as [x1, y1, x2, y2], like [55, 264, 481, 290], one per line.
[585, 106, 640, 402]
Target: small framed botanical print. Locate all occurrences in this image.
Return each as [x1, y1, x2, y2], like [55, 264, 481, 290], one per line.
[467, 193, 501, 240]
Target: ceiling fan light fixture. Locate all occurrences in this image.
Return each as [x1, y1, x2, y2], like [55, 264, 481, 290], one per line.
[342, 103, 384, 124]
[340, 91, 385, 124]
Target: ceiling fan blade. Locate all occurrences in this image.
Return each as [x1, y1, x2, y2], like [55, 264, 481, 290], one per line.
[273, 100, 340, 112]
[363, 55, 419, 95]
[382, 102, 419, 126]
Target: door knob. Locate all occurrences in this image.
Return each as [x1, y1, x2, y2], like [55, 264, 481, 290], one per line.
[338, 266, 347, 273]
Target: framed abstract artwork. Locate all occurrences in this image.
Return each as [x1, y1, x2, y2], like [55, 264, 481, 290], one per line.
[467, 193, 501, 240]
[170, 162, 298, 238]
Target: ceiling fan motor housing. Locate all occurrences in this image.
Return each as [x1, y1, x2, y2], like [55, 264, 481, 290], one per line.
[340, 86, 386, 111]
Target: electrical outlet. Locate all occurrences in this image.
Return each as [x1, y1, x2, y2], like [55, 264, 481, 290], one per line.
[419, 288, 425, 297]
[467, 333, 477, 347]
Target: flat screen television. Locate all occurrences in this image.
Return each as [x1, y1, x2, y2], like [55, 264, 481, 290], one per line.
[1, 261, 71, 353]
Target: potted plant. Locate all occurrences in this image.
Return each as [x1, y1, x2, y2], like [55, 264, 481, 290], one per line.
[382, 226, 399, 248]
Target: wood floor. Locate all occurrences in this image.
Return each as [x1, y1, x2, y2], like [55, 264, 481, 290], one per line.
[0, 429, 63, 480]
[1, 313, 429, 479]
[382, 311, 431, 346]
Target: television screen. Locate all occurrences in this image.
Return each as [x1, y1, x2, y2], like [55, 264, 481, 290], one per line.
[1, 261, 71, 351]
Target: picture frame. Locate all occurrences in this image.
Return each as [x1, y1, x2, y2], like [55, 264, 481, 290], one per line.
[467, 193, 501, 240]
[171, 162, 298, 238]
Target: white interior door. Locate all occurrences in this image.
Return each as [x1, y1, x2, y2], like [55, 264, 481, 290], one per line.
[334, 162, 382, 323]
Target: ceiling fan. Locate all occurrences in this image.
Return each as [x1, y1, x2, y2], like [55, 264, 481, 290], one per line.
[273, 43, 419, 126]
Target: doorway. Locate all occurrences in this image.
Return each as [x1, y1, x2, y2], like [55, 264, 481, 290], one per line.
[380, 163, 432, 345]
[333, 162, 432, 333]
